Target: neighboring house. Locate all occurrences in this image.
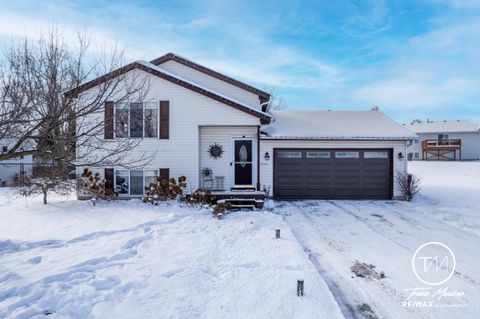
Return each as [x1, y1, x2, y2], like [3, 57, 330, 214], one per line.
[404, 120, 480, 161]
[65, 53, 415, 200]
[0, 140, 33, 186]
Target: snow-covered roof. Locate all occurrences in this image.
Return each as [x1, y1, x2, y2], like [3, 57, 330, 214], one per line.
[404, 120, 479, 134]
[262, 110, 416, 140]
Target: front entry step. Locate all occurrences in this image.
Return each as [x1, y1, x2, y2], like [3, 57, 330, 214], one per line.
[230, 185, 257, 192]
[217, 198, 264, 209]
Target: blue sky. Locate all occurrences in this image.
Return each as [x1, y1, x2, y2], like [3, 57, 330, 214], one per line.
[1, 0, 479, 123]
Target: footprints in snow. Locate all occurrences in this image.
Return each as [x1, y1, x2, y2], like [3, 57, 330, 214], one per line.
[0, 221, 158, 318]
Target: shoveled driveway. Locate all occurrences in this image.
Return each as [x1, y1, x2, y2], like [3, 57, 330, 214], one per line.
[272, 200, 480, 319]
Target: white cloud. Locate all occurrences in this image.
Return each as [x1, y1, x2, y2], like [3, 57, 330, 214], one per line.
[351, 74, 477, 109]
[0, 12, 122, 53]
[343, 18, 480, 119]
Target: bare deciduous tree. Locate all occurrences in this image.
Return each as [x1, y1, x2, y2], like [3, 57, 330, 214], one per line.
[19, 164, 73, 205]
[0, 30, 154, 203]
[261, 88, 287, 112]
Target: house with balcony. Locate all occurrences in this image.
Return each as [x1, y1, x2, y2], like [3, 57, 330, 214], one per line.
[404, 120, 480, 161]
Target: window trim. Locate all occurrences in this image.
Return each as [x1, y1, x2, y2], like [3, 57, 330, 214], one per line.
[114, 102, 160, 139]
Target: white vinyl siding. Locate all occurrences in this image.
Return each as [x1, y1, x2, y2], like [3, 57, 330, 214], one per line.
[159, 60, 262, 109]
[199, 126, 258, 189]
[76, 69, 261, 193]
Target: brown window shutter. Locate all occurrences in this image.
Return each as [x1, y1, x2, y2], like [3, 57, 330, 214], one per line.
[104, 168, 114, 195]
[159, 101, 169, 139]
[159, 168, 170, 180]
[104, 101, 114, 139]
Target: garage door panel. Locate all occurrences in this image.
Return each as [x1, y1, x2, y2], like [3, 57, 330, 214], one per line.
[274, 148, 391, 200]
[277, 177, 303, 184]
[305, 165, 333, 172]
[363, 164, 389, 170]
[305, 173, 333, 179]
[277, 171, 303, 178]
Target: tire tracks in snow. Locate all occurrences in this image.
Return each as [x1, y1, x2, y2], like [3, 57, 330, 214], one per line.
[325, 201, 412, 251]
[277, 201, 429, 319]
[277, 201, 376, 319]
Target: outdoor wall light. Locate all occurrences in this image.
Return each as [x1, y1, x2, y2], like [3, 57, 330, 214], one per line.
[264, 152, 270, 161]
[398, 152, 405, 161]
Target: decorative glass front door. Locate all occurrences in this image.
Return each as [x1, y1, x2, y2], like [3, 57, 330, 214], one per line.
[234, 139, 253, 185]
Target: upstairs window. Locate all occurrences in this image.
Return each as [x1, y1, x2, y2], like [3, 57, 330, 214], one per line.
[144, 103, 159, 138]
[115, 102, 159, 138]
[115, 104, 129, 138]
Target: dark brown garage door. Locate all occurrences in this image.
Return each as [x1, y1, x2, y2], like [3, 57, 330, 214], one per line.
[274, 149, 392, 200]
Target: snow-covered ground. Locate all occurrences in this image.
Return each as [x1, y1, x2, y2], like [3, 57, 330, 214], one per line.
[0, 161, 479, 318]
[275, 161, 480, 319]
[0, 191, 343, 318]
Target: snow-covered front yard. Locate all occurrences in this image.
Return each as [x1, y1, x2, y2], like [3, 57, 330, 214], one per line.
[1, 161, 479, 318]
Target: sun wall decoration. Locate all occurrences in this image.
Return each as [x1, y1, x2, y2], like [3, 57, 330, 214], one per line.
[208, 143, 224, 159]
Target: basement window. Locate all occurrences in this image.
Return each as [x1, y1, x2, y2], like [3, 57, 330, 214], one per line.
[115, 170, 130, 194]
[1, 146, 7, 153]
[115, 169, 159, 196]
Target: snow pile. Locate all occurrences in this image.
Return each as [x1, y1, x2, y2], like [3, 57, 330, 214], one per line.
[0, 190, 343, 319]
[350, 261, 385, 280]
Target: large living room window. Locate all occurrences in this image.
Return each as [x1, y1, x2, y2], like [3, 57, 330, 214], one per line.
[115, 169, 159, 195]
[114, 102, 159, 138]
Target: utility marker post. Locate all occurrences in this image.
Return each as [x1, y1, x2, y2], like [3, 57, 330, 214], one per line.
[297, 279, 304, 297]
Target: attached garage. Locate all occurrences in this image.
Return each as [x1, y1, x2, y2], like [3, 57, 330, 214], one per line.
[273, 149, 392, 199]
[260, 110, 417, 200]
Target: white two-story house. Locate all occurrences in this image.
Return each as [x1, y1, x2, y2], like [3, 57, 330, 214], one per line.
[66, 53, 415, 200]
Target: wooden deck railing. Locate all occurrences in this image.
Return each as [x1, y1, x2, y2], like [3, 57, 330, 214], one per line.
[422, 139, 461, 149]
[421, 139, 462, 160]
